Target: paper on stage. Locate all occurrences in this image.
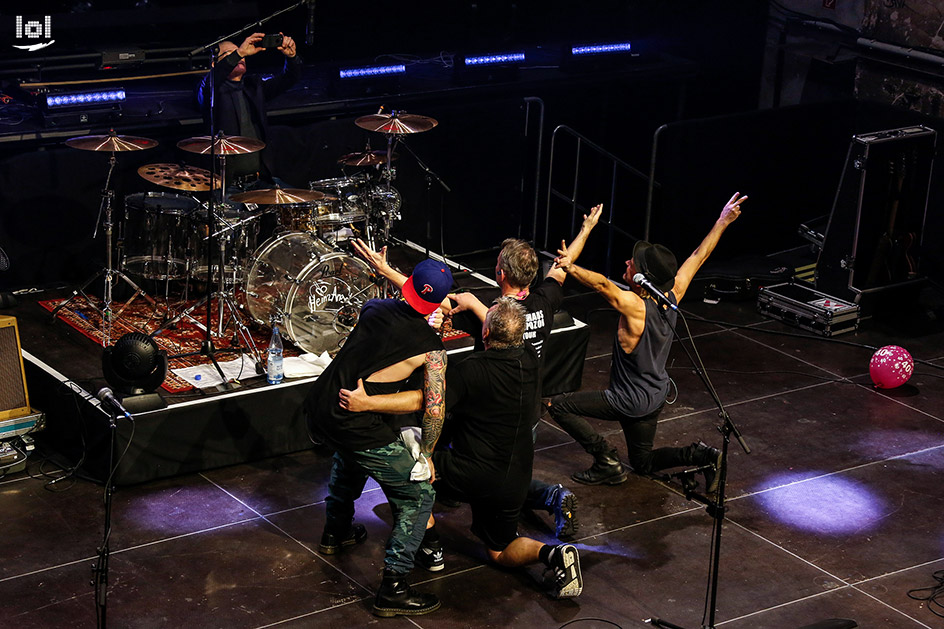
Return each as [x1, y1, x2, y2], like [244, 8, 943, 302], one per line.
[171, 355, 261, 388]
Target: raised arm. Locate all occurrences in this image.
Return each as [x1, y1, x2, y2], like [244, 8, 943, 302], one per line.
[547, 203, 604, 284]
[673, 192, 747, 303]
[555, 247, 639, 317]
[353, 239, 408, 288]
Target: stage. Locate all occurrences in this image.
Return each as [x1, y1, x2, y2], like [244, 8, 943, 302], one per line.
[11, 241, 589, 485]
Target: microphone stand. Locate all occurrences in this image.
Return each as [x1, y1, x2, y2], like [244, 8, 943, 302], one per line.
[181, 3, 307, 385]
[643, 297, 750, 629]
[92, 406, 124, 629]
[395, 136, 450, 257]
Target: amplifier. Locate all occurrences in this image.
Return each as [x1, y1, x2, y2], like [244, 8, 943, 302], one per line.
[0, 315, 31, 421]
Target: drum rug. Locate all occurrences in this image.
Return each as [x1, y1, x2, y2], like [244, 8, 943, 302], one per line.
[40, 296, 296, 393]
[40, 295, 470, 393]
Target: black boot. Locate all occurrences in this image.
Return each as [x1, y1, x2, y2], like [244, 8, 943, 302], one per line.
[572, 449, 628, 485]
[372, 573, 441, 617]
[691, 442, 722, 494]
[319, 522, 367, 555]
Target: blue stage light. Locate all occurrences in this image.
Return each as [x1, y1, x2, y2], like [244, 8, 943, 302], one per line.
[463, 52, 525, 66]
[45, 88, 126, 109]
[571, 42, 632, 56]
[338, 64, 406, 79]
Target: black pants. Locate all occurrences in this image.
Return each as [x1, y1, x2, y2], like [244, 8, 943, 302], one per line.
[549, 390, 699, 475]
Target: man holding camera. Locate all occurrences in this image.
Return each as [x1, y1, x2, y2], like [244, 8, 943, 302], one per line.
[197, 32, 301, 189]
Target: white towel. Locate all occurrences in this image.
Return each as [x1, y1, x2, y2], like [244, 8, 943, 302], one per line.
[399, 426, 432, 481]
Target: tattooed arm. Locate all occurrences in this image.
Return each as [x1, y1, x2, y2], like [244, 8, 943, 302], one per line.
[420, 349, 447, 461]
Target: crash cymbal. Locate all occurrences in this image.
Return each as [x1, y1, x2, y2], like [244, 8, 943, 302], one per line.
[229, 187, 326, 205]
[354, 113, 438, 134]
[137, 163, 221, 192]
[337, 150, 399, 167]
[176, 135, 266, 155]
[65, 132, 158, 152]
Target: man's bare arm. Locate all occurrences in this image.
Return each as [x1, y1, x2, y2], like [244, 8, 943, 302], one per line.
[338, 378, 423, 413]
[673, 192, 747, 302]
[420, 350, 447, 458]
[547, 203, 604, 285]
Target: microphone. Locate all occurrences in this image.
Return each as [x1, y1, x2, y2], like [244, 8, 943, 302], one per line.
[305, 0, 316, 47]
[633, 273, 677, 311]
[97, 387, 133, 420]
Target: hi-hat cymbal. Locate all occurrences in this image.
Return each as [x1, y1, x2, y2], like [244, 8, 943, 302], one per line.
[354, 113, 438, 134]
[229, 187, 325, 205]
[337, 150, 399, 167]
[137, 163, 221, 192]
[65, 133, 158, 152]
[176, 135, 266, 155]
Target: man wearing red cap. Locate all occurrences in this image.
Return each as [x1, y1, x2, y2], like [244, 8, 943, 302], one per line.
[549, 193, 747, 491]
[304, 258, 453, 618]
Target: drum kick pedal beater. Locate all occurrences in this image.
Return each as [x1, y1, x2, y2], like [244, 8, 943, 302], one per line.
[51, 132, 159, 346]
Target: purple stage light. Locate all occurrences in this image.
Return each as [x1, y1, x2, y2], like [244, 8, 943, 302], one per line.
[758, 472, 885, 535]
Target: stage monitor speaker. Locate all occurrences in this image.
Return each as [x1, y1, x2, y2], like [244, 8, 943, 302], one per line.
[0, 315, 31, 421]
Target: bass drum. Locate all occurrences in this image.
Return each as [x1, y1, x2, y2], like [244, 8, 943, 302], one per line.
[244, 231, 381, 354]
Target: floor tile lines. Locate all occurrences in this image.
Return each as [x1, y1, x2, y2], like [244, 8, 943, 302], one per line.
[0, 514, 263, 585]
[251, 596, 375, 629]
[847, 556, 944, 587]
[655, 380, 835, 425]
[199, 473, 375, 596]
[730, 328, 852, 381]
[720, 443, 944, 506]
[856, 380, 944, 424]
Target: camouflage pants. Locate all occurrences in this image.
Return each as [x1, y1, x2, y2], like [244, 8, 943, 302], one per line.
[325, 441, 434, 575]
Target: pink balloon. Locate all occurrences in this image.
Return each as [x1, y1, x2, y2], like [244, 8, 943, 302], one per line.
[869, 345, 914, 389]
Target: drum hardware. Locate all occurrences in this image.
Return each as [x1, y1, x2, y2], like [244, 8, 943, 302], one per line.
[52, 130, 159, 346]
[137, 163, 222, 193]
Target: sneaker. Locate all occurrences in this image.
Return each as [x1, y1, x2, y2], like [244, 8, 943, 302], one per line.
[319, 522, 367, 555]
[545, 484, 579, 540]
[415, 541, 445, 572]
[544, 544, 583, 599]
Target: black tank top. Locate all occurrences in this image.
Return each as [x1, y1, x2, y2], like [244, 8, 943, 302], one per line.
[603, 291, 677, 417]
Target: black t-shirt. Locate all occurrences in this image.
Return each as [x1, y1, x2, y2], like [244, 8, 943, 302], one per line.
[438, 345, 540, 505]
[305, 299, 444, 451]
[454, 277, 563, 368]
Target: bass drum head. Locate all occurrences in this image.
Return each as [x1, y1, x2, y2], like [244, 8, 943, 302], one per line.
[244, 231, 333, 328]
[283, 252, 381, 354]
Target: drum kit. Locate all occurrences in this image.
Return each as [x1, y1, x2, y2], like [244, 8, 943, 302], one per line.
[53, 111, 439, 356]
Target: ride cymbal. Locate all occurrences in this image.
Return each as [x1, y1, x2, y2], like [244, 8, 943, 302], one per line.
[354, 113, 438, 134]
[229, 187, 325, 205]
[176, 135, 266, 155]
[137, 163, 221, 192]
[65, 133, 158, 152]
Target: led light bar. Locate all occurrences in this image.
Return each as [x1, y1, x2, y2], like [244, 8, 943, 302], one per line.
[339, 64, 406, 80]
[45, 89, 126, 109]
[463, 52, 525, 67]
[571, 42, 632, 56]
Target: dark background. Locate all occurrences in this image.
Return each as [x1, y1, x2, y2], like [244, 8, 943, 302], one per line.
[1, 1, 941, 294]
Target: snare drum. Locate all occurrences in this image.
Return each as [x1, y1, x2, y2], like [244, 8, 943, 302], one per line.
[244, 231, 380, 353]
[122, 192, 199, 280]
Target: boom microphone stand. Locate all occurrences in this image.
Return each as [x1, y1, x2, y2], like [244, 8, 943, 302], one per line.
[640, 296, 750, 629]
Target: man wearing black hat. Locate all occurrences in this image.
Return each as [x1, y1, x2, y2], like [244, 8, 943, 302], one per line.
[304, 258, 453, 618]
[548, 192, 747, 491]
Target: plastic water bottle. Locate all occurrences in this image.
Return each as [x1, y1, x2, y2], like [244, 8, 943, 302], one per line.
[266, 324, 284, 385]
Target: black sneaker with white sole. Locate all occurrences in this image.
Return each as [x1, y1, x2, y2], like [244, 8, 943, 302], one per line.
[415, 541, 445, 572]
[544, 543, 583, 598]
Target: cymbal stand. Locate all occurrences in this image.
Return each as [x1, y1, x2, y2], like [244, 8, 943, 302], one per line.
[394, 136, 450, 257]
[51, 151, 157, 346]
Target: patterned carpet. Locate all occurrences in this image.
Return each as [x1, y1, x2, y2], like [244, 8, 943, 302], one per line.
[40, 295, 285, 392]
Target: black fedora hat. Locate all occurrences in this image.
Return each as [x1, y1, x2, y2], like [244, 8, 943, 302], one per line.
[632, 240, 677, 292]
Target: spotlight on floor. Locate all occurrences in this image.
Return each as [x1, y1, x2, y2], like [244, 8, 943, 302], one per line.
[102, 332, 167, 413]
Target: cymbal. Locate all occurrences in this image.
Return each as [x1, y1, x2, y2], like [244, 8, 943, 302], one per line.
[137, 163, 221, 192]
[354, 113, 438, 134]
[229, 187, 326, 205]
[337, 150, 399, 167]
[176, 135, 266, 155]
[65, 133, 158, 152]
